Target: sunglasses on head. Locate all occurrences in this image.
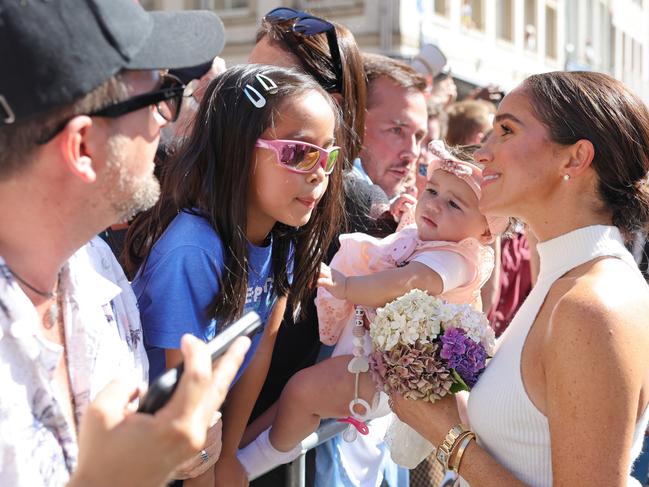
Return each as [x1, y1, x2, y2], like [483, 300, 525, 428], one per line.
[256, 138, 340, 174]
[89, 73, 185, 123]
[264, 7, 344, 94]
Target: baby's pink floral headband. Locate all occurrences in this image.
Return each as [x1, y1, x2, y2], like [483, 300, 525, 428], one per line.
[427, 140, 509, 238]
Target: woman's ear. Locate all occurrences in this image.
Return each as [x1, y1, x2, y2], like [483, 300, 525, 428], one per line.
[58, 115, 97, 183]
[563, 139, 595, 179]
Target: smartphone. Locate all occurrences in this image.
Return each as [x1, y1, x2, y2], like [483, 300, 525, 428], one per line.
[137, 311, 262, 414]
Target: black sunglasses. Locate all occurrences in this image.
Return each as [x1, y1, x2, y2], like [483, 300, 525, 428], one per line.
[37, 74, 185, 145]
[89, 73, 185, 123]
[264, 7, 344, 94]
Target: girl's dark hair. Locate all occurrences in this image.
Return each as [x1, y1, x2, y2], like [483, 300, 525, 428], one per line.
[523, 71, 649, 238]
[257, 20, 366, 168]
[123, 64, 343, 324]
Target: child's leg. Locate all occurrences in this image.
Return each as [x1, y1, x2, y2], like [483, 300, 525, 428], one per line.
[269, 354, 377, 450]
[241, 401, 278, 448]
[237, 355, 377, 476]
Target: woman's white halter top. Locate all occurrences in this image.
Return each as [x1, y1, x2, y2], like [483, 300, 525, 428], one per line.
[464, 225, 649, 487]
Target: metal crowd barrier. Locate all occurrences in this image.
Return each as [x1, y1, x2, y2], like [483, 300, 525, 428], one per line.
[249, 419, 347, 487]
[249, 419, 463, 487]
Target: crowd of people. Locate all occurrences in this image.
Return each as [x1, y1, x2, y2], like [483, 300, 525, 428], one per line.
[1, 2, 648, 487]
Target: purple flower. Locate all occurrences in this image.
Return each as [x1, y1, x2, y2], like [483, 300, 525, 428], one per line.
[440, 328, 468, 359]
[440, 328, 488, 386]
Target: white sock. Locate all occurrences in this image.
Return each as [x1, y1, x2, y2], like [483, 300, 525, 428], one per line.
[237, 428, 302, 479]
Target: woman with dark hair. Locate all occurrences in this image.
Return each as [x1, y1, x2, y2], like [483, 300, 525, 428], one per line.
[249, 10, 394, 236]
[124, 64, 343, 486]
[391, 71, 649, 486]
[250, 9, 366, 168]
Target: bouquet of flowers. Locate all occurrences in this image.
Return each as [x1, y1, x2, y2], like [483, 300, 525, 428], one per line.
[368, 289, 495, 468]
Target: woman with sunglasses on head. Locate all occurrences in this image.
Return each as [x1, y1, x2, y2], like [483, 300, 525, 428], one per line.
[246, 8, 404, 487]
[249, 8, 394, 236]
[390, 72, 649, 487]
[123, 64, 343, 487]
[250, 7, 361, 166]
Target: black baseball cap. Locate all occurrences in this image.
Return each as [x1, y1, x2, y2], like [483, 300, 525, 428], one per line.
[0, 0, 226, 126]
[170, 61, 215, 85]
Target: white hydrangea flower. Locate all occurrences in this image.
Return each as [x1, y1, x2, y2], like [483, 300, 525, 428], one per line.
[441, 303, 496, 355]
[371, 289, 443, 351]
[370, 289, 495, 355]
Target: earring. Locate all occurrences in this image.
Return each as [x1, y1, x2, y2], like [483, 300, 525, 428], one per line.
[563, 174, 570, 181]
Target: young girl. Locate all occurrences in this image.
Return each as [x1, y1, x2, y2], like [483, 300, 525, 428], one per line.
[125, 64, 343, 485]
[238, 142, 509, 477]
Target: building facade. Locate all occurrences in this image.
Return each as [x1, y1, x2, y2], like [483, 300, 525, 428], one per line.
[144, 0, 649, 101]
[564, 0, 649, 101]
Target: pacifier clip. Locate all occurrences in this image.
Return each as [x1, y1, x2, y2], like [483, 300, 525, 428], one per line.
[337, 306, 371, 442]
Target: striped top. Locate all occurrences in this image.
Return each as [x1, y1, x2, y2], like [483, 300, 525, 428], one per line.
[464, 225, 649, 487]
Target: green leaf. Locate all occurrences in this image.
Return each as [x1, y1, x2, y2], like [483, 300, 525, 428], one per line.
[449, 368, 470, 394]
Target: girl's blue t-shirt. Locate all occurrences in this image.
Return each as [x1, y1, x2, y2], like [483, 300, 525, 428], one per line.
[132, 210, 281, 382]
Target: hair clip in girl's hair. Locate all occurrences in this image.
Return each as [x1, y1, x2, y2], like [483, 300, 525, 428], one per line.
[244, 74, 279, 108]
[256, 74, 278, 94]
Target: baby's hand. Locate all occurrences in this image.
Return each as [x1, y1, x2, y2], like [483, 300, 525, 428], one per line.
[317, 263, 348, 299]
[390, 193, 418, 223]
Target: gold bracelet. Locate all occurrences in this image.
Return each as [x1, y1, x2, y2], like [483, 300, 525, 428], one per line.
[435, 423, 469, 470]
[450, 431, 476, 473]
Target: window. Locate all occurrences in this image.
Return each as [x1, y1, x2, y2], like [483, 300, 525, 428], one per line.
[639, 45, 644, 76]
[462, 0, 485, 31]
[631, 39, 642, 77]
[622, 32, 627, 72]
[216, 0, 247, 7]
[434, 0, 449, 16]
[299, 0, 360, 8]
[545, 6, 557, 59]
[496, 0, 514, 42]
[524, 0, 537, 50]
[140, 0, 161, 9]
[586, 0, 594, 41]
[609, 20, 616, 72]
[192, 0, 249, 10]
[600, 2, 610, 70]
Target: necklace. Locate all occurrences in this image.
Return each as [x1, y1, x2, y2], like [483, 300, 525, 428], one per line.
[8, 266, 59, 299]
[45, 274, 63, 329]
[6, 266, 61, 329]
[46, 290, 60, 330]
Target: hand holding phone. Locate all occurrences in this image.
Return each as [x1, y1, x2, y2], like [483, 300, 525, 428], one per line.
[138, 311, 261, 414]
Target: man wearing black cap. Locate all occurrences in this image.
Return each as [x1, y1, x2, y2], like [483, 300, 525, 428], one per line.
[0, 2, 248, 486]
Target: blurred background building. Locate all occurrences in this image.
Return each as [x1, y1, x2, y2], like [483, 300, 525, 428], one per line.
[143, 0, 649, 102]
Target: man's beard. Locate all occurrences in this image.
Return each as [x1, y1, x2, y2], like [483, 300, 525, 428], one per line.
[103, 137, 161, 223]
[360, 147, 406, 199]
